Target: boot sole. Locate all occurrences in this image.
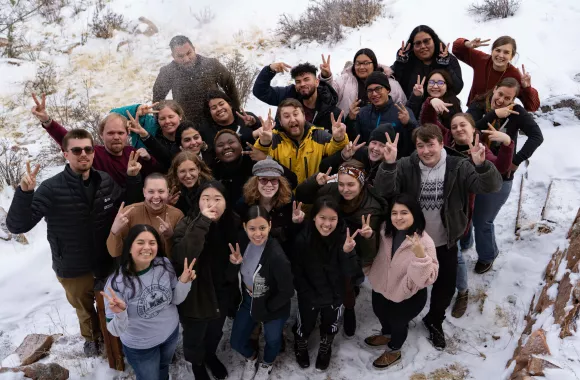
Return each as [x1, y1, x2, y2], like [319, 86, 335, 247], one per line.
[372, 358, 403, 371]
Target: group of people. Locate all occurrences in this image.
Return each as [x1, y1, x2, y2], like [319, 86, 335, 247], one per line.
[7, 25, 544, 380]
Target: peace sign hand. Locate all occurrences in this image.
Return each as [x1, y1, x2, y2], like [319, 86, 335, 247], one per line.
[20, 161, 40, 191]
[383, 132, 399, 164]
[395, 103, 410, 125]
[341, 134, 366, 161]
[168, 186, 181, 205]
[494, 104, 520, 119]
[179, 257, 197, 283]
[519, 64, 531, 88]
[343, 227, 359, 253]
[316, 167, 337, 186]
[31, 93, 50, 123]
[413, 76, 425, 97]
[242, 142, 267, 161]
[320, 54, 332, 78]
[406, 232, 425, 258]
[331, 110, 346, 142]
[236, 109, 257, 126]
[126, 110, 149, 138]
[157, 213, 174, 238]
[270, 62, 292, 74]
[359, 214, 373, 239]
[482, 123, 512, 146]
[101, 287, 127, 314]
[135, 102, 159, 118]
[398, 41, 411, 57]
[127, 150, 142, 176]
[201, 203, 219, 221]
[430, 98, 453, 114]
[465, 38, 490, 49]
[257, 109, 274, 146]
[228, 243, 243, 265]
[468, 134, 486, 166]
[292, 201, 305, 224]
[111, 202, 134, 235]
[439, 43, 450, 58]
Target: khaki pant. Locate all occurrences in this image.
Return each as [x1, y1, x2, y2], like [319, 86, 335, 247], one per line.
[57, 273, 101, 341]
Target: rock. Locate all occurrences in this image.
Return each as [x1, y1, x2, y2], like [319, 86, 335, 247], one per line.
[540, 105, 552, 113]
[553, 273, 574, 324]
[21, 362, 69, 380]
[527, 357, 560, 376]
[137, 16, 159, 37]
[0, 206, 12, 241]
[534, 280, 555, 314]
[545, 248, 565, 282]
[513, 329, 551, 373]
[560, 303, 580, 338]
[553, 121, 561, 126]
[566, 236, 580, 271]
[14, 233, 29, 245]
[14, 334, 54, 366]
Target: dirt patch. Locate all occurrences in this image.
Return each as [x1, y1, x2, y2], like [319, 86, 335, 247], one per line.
[411, 363, 470, 379]
[541, 98, 580, 120]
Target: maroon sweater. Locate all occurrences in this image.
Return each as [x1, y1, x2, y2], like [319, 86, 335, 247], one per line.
[452, 38, 540, 112]
[43, 120, 158, 187]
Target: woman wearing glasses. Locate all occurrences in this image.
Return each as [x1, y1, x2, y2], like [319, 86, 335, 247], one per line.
[319, 48, 407, 114]
[392, 25, 463, 99]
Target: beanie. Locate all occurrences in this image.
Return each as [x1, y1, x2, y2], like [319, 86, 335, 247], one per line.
[369, 123, 396, 144]
[365, 72, 391, 92]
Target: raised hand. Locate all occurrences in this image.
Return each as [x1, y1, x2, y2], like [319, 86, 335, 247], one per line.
[157, 213, 174, 239]
[494, 104, 520, 119]
[320, 54, 332, 78]
[179, 257, 197, 283]
[136, 147, 151, 161]
[270, 62, 292, 74]
[201, 203, 219, 221]
[168, 186, 181, 205]
[316, 167, 336, 186]
[468, 134, 486, 166]
[406, 232, 425, 258]
[331, 110, 346, 142]
[228, 243, 243, 265]
[383, 132, 399, 164]
[413, 75, 425, 97]
[31, 93, 50, 123]
[341, 134, 366, 161]
[348, 99, 361, 120]
[135, 102, 159, 117]
[439, 42, 450, 58]
[430, 98, 453, 114]
[20, 161, 40, 191]
[242, 142, 267, 161]
[398, 41, 411, 57]
[236, 109, 257, 126]
[126, 110, 149, 138]
[257, 109, 274, 146]
[395, 103, 410, 125]
[359, 214, 373, 239]
[292, 201, 305, 224]
[101, 287, 127, 314]
[111, 202, 133, 235]
[127, 150, 142, 176]
[343, 227, 359, 253]
[519, 64, 531, 88]
[465, 38, 490, 49]
[482, 123, 512, 146]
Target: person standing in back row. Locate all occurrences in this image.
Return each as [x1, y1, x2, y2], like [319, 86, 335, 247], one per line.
[153, 35, 240, 123]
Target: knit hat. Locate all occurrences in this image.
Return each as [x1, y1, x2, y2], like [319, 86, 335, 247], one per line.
[252, 158, 283, 177]
[365, 71, 391, 92]
[369, 123, 396, 144]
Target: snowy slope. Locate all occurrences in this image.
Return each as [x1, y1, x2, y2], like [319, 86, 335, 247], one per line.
[1, 0, 580, 379]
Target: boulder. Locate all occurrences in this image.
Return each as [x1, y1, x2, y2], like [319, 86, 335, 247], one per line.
[527, 357, 560, 376]
[544, 248, 564, 282]
[553, 273, 573, 324]
[513, 329, 551, 373]
[21, 363, 69, 380]
[14, 334, 54, 366]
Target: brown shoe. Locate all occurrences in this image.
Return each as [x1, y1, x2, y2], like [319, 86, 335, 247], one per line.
[452, 290, 469, 318]
[364, 334, 391, 349]
[372, 350, 402, 370]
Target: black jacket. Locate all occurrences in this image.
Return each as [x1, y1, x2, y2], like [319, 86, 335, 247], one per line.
[198, 112, 260, 152]
[7, 166, 122, 278]
[231, 235, 294, 322]
[319, 147, 382, 187]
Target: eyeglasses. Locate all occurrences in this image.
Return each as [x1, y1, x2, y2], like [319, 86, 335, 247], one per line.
[413, 37, 432, 48]
[69, 146, 94, 155]
[354, 61, 373, 68]
[428, 80, 446, 87]
[258, 178, 279, 186]
[366, 85, 385, 95]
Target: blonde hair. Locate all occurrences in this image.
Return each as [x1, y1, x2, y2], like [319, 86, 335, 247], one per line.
[167, 151, 212, 190]
[243, 176, 292, 209]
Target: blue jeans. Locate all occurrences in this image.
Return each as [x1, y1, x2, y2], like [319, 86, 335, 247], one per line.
[122, 325, 179, 380]
[473, 180, 513, 264]
[230, 292, 288, 364]
[456, 250, 468, 293]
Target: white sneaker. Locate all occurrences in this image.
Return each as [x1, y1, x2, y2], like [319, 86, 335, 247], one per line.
[253, 363, 273, 380]
[241, 356, 258, 380]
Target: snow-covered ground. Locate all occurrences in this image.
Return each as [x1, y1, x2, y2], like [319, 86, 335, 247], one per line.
[1, 0, 580, 379]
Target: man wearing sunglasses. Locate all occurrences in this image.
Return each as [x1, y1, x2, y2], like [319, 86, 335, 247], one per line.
[7, 129, 124, 358]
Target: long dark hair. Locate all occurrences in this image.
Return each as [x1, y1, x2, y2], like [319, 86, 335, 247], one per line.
[405, 25, 446, 63]
[309, 196, 344, 246]
[245, 204, 272, 223]
[425, 69, 461, 126]
[383, 194, 426, 237]
[192, 180, 239, 241]
[351, 48, 382, 78]
[110, 224, 175, 299]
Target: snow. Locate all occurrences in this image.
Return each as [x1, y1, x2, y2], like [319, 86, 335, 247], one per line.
[1, 0, 580, 379]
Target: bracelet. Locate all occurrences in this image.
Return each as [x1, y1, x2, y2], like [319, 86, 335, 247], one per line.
[41, 118, 52, 126]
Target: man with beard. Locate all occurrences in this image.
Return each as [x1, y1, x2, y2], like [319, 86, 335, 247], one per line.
[254, 99, 348, 184]
[7, 129, 123, 357]
[152, 35, 240, 123]
[252, 62, 342, 131]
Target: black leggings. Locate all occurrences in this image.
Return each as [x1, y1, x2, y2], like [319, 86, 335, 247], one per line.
[180, 312, 227, 365]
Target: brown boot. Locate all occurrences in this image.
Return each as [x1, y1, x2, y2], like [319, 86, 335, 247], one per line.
[364, 334, 391, 349]
[452, 290, 469, 318]
[372, 350, 402, 370]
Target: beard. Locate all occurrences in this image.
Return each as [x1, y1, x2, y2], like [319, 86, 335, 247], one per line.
[298, 86, 316, 100]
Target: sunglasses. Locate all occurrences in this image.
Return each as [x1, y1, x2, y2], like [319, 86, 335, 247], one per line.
[428, 80, 446, 86]
[69, 146, 94, 156]
[258, 178, 279, 186]
[413, 37, 432, 48]
[367, 85, 385, 95]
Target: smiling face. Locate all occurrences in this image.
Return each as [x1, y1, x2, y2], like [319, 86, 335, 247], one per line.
[391, 203, 414, 231]
[314, 207, 339, 236]
[416, 138, 444, 168]
[208, 98, 234, 126]
[244, 216, 271, 246]
[427, 73, 447, 98]
[368, 140, 385, 162]
[413, 31, 435, 62]
[64, 138, 94, 174]
[101, 118, 127, 155]
[199, 187, 226, 220]
[258, 177, 279, 199]
[294, 72, 318, 99]
[180, 128, 204, 154]
[279, 106, 306, 140]
[177, 159, 199, 189]
[490, 86, 517, 109]
[171, 43, 196, 68]
[214, 133, 242, 162]
[491, 43, 514, 71]
[354, 54, 374, 79]
[338, 173, 362, 201]
[367, 84, 390, 107]
[143, 178, 169, 211]
[450, 116, 475, 146]
[130, 231, 158, 270]
[158, 107, 181, 136]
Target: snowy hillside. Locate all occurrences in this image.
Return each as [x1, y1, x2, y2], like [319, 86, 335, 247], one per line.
[1, 0, 580, 379]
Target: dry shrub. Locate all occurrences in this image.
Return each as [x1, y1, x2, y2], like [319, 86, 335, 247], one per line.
[37, 0, 69, 24]
[0, 140, 31, 190]
[411, 363, 470, 380]
[191, 6, 215, 27]
[220, 50, 258, 107]
[468, 0, 520, 20]
[90, 8, 126, 39]
[23, 61, 59, 96]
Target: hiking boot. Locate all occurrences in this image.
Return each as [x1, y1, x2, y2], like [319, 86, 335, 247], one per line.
[253, 363, 273, 380]
[192, 364, 211, 380]
[423, 317, 446, 350]
[240, 356, 258, 380]
[452, 290, 469, 318]
[343, 308, 356, 339]
[315, 334, 334, 371]
[205, 354, 228, 380]
[294, 335, 310, 368]
[83, 340, 99, 357]
[372, 349, 402, 370]
[364, 334, 391, 349]
[474, 260, 494, 274]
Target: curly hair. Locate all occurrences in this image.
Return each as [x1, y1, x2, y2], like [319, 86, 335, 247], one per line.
[167, 151, 212, 191]
[242, 175, 292, 209]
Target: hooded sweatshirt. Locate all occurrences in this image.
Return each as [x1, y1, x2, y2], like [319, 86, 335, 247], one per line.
[418, 149, 447, 247]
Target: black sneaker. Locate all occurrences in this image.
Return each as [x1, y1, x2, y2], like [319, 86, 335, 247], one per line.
[343, 308, 356, 339]
[294, 334, 310, 368]
[192, 364, 211, 380]
[83, 340, 100, 357]
[423, 319, 446, 350]
[315, 334, 334, 371]
[205, 354, 228, 380]
[474, 260, 494, 274]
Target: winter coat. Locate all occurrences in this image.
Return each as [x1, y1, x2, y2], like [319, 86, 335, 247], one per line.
[198, 112, 260, 152]
[253, 123, 348, 185]
[231, 236, 294, 322]
[42, 120, 159, 187]
[320, 64, 407, 113]
[110, 104, 160, 150]
[252, 65, 342, 131]
[319, 147, 382, 187]
[374, 149, 503, 248]
[452, 38, 540, 111]
[368, 229, 438, 303]
[418, 96, 460, 130]
[152, 55, 240, 123]
[7, 166, 122, 278]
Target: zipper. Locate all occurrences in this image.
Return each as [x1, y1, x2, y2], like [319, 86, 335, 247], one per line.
[249, 263, 262, 317]
[304, 157, 309, 178]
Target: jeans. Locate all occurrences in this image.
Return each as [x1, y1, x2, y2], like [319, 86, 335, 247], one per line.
[473, 180, 513, 264]
[456, 250, 468, 293]
[459, 224, 474, 251]
[122, 325, 179, 380]
[230, 292, 288, 364]
[425, 244, 459, 324]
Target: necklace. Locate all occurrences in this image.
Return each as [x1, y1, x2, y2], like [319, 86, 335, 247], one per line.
[485, 59, 508, 91]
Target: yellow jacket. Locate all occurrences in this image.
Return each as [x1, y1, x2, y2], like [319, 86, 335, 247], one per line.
[255, 124, 348, 184]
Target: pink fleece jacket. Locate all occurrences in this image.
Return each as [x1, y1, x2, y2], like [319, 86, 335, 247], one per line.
[367, 228, 439, 303]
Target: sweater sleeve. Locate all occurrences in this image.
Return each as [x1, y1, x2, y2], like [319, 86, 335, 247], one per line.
[445, 56, 464, 95]
[106, 308, 129, 337]
[405, 242, 439, 291]
[451, 38, 489, 66]
[171, 214, 212, 273]
[512, 109, 544, 166]
[152, 66, 171, 102]
[519, 86, 541, 113]
[171, 279, 192, 305]
[252, 66, 292, 106]
[323, 135, 349, 157]
[463, 160, 503, 194]
[374, 161, 401, 199]
[42, 120, 68, 147]
[486, 141, 515, 174]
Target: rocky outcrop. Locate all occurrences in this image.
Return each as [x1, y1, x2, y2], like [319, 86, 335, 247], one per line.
[14, 334, 54, 366]
[0, 362, 69, 380]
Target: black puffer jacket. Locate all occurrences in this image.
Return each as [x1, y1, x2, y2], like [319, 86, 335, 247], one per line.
[7, 166, 122, 278]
